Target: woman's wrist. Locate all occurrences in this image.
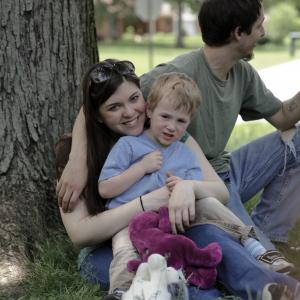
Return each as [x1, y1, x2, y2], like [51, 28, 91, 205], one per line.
[139, 196, 145, 211]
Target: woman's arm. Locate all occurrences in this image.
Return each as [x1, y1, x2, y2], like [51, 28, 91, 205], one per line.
[185, 135, 229, 204]
[168, 135, 229, 234]
[56, 107, 88, 212]
[60, 186, 169, 247]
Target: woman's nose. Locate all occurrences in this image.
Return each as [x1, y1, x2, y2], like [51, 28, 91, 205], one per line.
[123, 104, 135, 117]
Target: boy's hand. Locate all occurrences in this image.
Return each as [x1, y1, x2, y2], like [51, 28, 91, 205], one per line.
[140, 150, 163, 174]
[165, 171, 182, 192]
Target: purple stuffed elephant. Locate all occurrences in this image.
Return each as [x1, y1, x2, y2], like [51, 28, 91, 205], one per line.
[127, 206, 222, 289]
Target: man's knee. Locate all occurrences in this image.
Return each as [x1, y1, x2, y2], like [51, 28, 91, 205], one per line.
[280, 126, 297, 142]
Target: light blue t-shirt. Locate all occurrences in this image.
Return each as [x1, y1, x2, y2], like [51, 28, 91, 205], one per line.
[99, 132, 202, 209]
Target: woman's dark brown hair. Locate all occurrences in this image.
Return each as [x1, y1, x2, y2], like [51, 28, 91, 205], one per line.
[82, 59, 140, 215]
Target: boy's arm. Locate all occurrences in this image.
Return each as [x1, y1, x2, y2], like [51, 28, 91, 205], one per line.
[99, 150, 163, 199]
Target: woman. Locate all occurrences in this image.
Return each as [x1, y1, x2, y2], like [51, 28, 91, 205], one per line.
[56, 59, 299, 300]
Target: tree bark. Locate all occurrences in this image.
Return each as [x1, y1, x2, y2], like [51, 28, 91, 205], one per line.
[0, 0, 98, 295]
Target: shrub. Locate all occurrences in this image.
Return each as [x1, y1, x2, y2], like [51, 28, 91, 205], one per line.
[266, 3, 300, 44]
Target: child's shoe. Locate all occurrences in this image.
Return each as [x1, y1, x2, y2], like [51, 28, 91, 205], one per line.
[103, 289, 125, 300]
[257, 250, 296, 275]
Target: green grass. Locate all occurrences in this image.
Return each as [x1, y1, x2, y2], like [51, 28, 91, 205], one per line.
[98, 33, 300, 75]
[16, 37, 300, 299]
[18, 230, 102, 300]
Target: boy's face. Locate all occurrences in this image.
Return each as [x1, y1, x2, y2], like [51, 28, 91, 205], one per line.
[146, 98, 191, 147]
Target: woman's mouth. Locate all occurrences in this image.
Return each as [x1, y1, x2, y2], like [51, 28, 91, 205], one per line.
[123, 117, 138, 127]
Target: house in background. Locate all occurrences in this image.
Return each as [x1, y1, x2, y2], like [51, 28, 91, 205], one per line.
[95, 1, 199, 40]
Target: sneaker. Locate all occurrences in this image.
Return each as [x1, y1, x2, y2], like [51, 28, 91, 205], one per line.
[103, 289, 125, 300]
[257, 250, 296, 275]
[262, 283, 294, 300]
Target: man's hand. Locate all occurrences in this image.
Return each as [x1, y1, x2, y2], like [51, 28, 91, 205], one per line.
[140, 150, 163, 174]
[56, 158, 87, 213]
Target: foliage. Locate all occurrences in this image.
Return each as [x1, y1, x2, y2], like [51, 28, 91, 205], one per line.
[266, 3, 300, 44]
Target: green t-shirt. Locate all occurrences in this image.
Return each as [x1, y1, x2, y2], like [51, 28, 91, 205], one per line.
[141, 49, 281, 173]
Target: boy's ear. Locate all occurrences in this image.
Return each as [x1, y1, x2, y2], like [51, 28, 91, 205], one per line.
[146, 104, 152, 118]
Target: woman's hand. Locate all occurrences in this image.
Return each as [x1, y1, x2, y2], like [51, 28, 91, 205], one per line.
[168, 180, 196, 234]
[56, 157, 88, 213]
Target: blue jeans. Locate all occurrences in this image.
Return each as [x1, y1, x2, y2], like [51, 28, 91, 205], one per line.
[219, 125, 300, 248]
[80, 225, 299, 300]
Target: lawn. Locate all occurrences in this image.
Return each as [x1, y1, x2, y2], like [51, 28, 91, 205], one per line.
[16, 37, 300, 299]
[98, 33, 300, 75]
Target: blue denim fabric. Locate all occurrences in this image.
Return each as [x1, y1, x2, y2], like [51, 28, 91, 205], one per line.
[79, 225, 299, 299]
[185, 225, 299, 300]
[219, 125, 300, 246]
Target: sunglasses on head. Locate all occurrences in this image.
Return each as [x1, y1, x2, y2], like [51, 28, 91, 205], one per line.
[90, 60, 135, 84]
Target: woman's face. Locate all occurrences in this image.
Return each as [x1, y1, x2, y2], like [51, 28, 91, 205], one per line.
[99, 80, 146, 136]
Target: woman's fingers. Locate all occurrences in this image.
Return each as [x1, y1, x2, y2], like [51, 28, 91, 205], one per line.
[189, 204, 195, 222]
[68, 190, 80, 212]
[57, 183, 66, 207]
[182, 209, 190, 228]
[62, 189, 72, 213]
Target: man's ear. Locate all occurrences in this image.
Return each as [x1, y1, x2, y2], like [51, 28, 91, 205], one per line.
[233, 26, 243, 40]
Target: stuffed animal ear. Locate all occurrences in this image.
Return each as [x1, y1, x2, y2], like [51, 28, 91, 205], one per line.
[158, 207, 172, 233]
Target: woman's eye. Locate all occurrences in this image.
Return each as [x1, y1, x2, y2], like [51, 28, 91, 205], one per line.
[108, 104, 120, 111]
[130, 95, 139, 102]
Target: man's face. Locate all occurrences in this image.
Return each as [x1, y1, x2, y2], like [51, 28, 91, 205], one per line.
[239, 7, 266, 61]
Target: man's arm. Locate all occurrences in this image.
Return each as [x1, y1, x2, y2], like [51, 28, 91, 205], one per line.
[267, 91, 300, 131]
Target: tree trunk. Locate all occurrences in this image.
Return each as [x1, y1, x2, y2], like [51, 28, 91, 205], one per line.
[0, 0, 98, 295]
[176, 0, 185, 48]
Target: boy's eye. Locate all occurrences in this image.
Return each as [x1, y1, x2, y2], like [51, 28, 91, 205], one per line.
[161, 114, 169, 119]
[178, 119, 188, 124]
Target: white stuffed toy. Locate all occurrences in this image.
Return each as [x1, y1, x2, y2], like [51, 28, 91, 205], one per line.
[123, 254, 189, 300]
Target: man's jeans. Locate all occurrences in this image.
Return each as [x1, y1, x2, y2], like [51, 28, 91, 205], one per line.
[219, 125, 300, 248]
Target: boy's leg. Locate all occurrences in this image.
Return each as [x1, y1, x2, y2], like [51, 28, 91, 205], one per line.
[224, 126, 300, 247]
[109, 227, 139, 293]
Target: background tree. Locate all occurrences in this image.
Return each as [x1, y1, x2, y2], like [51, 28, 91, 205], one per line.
[94, 0, 138, 40]
[168, 0, 202, 48]
[0, 0, 98, 296]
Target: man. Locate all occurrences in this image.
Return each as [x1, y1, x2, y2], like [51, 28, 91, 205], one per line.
[141, 0, 300, 255]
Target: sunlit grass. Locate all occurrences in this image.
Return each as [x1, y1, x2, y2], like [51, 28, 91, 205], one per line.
[98, 33, 300, 75]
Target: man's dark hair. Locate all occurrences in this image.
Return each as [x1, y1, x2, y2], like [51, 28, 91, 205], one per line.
[198, 0, 262, 46]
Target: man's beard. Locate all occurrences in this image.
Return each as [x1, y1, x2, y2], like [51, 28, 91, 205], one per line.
[243, 51, 254, 62]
